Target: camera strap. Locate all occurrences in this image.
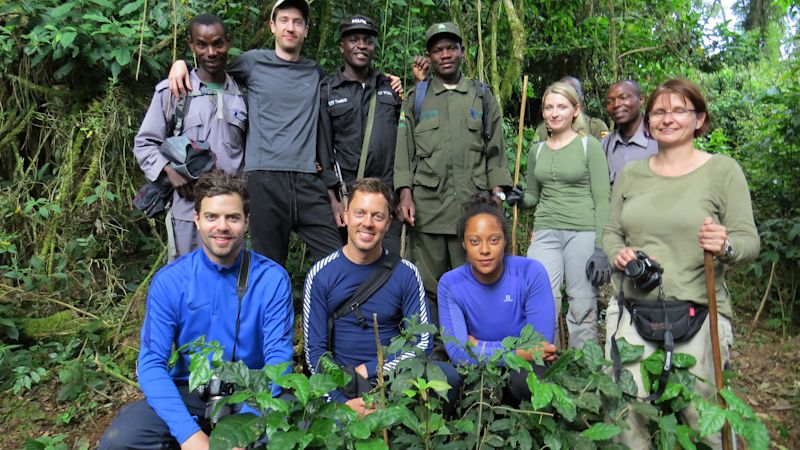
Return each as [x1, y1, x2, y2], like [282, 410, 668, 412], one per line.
[230, 250, 250, 362]
[610, 273, 673, 403]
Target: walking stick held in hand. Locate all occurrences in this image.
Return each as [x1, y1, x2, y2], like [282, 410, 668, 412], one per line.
[704, 250, 733, 450]
[511, 75, 529, 256]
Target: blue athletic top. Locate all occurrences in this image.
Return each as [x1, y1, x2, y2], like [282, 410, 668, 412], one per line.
[438, 255, 555, 365]
[303, 249, 431, 402]
[138, 248, 293, 444]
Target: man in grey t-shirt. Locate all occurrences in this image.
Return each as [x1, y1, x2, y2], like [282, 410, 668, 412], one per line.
[601, 80, 658, 186]
[167, 0, 341, 266]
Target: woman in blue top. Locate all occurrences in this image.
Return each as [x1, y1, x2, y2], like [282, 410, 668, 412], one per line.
[438, 193, 557, 405]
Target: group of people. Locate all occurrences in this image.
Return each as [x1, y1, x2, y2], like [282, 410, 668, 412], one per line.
[101, 1, 760, 449]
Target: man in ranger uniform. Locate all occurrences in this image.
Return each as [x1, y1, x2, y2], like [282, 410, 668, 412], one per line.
[319, 14, 403, 253]
[394, 22, 512, 324]
[134, 13, 247, 260]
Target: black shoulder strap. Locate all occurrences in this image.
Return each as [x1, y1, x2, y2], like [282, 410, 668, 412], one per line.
[172, 94, 193, 137]
[230, 250, 250, 362]
[412, 79, 430, 123]
[474, 79, 490, 141]
[327, 251, 402, 351]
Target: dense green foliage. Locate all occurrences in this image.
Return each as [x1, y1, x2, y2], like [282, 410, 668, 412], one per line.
[186, 325, 768, 449]
[0, 0, 798, 446]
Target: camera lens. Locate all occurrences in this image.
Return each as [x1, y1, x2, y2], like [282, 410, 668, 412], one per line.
[624, 259, 645, 279]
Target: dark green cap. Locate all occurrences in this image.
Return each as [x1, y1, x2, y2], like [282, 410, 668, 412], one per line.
[425, 22, 462, 49]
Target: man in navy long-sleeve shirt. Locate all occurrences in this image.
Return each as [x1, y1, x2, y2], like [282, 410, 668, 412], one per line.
[303, 178, 459, 415]
[100, 171, 293, 450]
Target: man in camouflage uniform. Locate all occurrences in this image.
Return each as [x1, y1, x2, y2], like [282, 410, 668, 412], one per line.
[394, 22, 512, 324]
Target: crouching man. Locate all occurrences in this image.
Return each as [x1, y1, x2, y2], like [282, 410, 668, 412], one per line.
[100, 171, 293, 450]
[303, 178, 460, 415]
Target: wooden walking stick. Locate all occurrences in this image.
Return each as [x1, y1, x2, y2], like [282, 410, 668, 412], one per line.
[372, 313, 390, 447]
[511, 75, 529, 256]
[704, 251, 734, 450]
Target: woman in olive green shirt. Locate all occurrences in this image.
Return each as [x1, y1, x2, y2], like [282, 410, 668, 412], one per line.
[521, 82, 612, 350]
[602, 78, 759, 448]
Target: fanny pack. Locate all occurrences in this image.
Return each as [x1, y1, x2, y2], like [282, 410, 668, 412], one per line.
[625, 298, 708, 343]
[610, 274, 709, 403]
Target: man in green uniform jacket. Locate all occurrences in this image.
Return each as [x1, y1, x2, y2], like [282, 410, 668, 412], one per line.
[394, 22, 512, 325]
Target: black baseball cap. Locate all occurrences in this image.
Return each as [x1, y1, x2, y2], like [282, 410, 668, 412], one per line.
[425, 22, 462, 49]
[271, 0, 309, 22]
[340, 15, 378, 37]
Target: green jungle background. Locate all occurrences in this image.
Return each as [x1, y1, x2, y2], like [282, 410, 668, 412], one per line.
[0, 0, 799, 448]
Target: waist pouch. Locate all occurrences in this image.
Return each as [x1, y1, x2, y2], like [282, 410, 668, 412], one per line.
[625, 299, 708, 343]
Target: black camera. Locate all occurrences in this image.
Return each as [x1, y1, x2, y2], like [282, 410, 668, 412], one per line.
[196, 375, 235, 424]
[624, 250, 663, 292]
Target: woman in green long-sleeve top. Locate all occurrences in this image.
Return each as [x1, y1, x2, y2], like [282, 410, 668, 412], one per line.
[517, 82, 612, 350]
[602, 78, 760, 449]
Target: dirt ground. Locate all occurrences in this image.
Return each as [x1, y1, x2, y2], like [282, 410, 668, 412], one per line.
[2, 326, 798, 449]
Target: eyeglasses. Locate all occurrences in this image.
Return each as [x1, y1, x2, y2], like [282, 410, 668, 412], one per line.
[649, 108, 697, 120]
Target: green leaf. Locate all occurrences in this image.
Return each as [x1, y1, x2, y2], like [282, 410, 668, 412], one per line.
[579, 339, 605, 371]
[426, 379, 451, 397]
[591, 373, 622, 398]
[267, 430, 303, 449]
[543, 432, 563, 450]
[719, 388, 754, 418]
[550, 385, 576, 421]
[575, 392, 601, 414]
[112, 48, 131, 66]
[642, 350, 665, 376]
[309, 372, 338, 396]
[453, 418, 474, 434]
[697, 400, 726, 437]
[355, 439, 388, 450]
[581, 422, 621, 441]
[277, 373, 310, 406]
[616, 338, 645, 364]
[83, 13, 111, 23]
[656, 382, 683, 403]
[658, 413, 678, 450]
[526, 373, 553, 409]
[671, 352, 697, 369]
[619, 369, 639, 397]
[631, 401, 660, 422]
[209, 414, 260, 450]
[50, 3, 76, 19]
[119, 0, 143, 16]
[59, 31, 77, 49]
[348, 420, 371, 440]
[675, 424, 697, 450]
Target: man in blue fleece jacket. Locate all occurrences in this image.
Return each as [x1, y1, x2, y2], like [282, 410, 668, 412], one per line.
[100, 171, 293, 450]
[303, 178, 460, 415]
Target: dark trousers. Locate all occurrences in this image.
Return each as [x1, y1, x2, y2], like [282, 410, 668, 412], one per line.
[504, 363, 548, 408]
[99, 385, 203, 450]
[247, 171, 342, 266]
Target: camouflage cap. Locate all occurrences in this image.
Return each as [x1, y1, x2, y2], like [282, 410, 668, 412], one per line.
[425, 22, 462, 49]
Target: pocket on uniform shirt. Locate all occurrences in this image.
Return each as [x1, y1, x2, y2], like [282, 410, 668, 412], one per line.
[413, 116, 440, 159]
[224, 109, 247, 157]
[469, 143, 489, 190]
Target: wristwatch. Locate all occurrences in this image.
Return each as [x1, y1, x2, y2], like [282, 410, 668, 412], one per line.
[721, 239, 734, 259]
[494, 191, 506, 201]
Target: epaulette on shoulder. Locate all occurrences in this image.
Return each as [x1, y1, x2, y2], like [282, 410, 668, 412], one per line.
[154, 79, 171, 92]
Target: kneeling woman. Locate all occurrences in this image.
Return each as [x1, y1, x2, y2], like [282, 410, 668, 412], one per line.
[438, 193, 557, 405]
